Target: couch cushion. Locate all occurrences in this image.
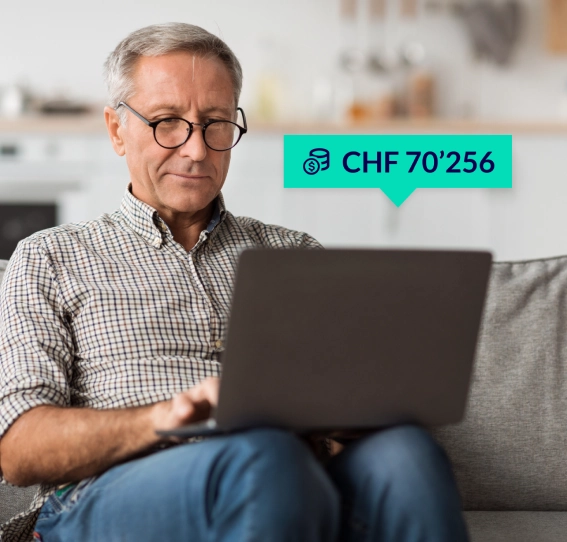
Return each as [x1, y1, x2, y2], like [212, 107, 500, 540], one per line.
[0, 259, 39, 525]
[0, 483, 37, 525]
[0, 259, 7, 284]
[464, 511, 567, 542]
[432, 255, 567, 510]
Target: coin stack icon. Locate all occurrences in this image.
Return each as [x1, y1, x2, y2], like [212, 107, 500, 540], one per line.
[303, 148, 330, 175]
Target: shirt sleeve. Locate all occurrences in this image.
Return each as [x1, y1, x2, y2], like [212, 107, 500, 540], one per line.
[0, 240, 74, 441]
[295, 231, 324, 250]
[235, 216, 324, 250]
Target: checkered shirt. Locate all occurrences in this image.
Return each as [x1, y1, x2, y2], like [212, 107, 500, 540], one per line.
[0, 185, 323, 541]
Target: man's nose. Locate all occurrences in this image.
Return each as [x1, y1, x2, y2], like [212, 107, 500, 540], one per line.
[179, 125, 207, 161]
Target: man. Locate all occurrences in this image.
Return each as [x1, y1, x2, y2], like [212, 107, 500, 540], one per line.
[0, 23, 469, 541]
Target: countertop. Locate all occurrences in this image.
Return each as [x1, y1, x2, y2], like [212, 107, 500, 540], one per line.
[1, 114, 567, 135]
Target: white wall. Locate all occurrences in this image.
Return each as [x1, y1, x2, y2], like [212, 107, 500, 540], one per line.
[224, 131, 567, 261]
[0, 0, 567, 121]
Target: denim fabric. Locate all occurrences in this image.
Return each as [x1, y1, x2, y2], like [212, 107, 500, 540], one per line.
[34, 425, 469, 542]
[35, 478, 97, 522]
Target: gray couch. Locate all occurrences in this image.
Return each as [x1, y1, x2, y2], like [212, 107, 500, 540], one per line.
[1, 254, 567, 541]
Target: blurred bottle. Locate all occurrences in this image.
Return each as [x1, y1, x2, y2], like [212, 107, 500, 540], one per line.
[332, 70, 356, 124]
[365, 0, 400, 121]
[0, 85, 24, 118]
[407, 70, 435, 118]
[254, 38, 285, 123]
[311, 76, 335, 123]
[337, 0, 367, 123]
[340, 48, 370, 123]
[368, 85, 397, 119]
[256, 75, 283, 122]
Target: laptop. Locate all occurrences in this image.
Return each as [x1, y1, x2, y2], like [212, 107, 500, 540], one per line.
[156, 248, 492, 440]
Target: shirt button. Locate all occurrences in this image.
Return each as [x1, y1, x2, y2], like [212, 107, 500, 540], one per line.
[214, 339, 224, 349]
[152, 238, 161, 248]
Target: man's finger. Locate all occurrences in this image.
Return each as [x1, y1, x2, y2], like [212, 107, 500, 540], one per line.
[188, 377, 220, 406]
[171, 393, 196, 421]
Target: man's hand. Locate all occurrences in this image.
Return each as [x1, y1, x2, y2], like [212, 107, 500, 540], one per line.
[303, 429, 376, 458]
[151, 376, 220, 434]
[0, 377, 221, 486]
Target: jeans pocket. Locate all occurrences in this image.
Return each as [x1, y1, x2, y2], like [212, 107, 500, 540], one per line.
[64, 476, 97, 508]
[36, 493, 65, 522]
[37, 477, 97, 522]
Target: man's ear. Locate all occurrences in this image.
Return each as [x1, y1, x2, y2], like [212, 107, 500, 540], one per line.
[104, 106, 126, 156]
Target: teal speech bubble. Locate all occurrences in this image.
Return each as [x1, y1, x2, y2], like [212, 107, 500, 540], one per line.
[284, 135, 512, 206]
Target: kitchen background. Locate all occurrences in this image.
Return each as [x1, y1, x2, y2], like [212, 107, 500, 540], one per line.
[0, 0, 566, 260]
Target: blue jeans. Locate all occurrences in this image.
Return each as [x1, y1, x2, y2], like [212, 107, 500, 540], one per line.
[34, 425, 469, 542]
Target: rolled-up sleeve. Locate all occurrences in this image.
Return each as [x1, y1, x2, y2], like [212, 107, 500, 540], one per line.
[0, 240, 74, 440]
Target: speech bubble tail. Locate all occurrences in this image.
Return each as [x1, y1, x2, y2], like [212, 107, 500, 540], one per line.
[380, 186, 416, 207]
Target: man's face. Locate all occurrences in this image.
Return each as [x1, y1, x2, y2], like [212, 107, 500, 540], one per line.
[111, 51, 235, 218]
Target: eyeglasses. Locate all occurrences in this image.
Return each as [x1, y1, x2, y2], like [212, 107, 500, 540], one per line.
[115, 101, 247, 151]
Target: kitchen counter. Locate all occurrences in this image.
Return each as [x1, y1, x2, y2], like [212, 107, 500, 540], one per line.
[2, 114, 567, 134]
[252, 118, 567, 134]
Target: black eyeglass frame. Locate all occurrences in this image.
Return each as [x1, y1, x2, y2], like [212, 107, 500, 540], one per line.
[115, 101, 248, 151]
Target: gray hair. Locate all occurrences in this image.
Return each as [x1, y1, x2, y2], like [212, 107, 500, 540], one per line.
[103, 22, 243, 123]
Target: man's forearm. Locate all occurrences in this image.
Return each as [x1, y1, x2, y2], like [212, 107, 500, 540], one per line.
[0, 403, 163, 486]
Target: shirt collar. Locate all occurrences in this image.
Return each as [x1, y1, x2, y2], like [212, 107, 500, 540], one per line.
[206, 192, 225, 233]
[120, 184, 227, 248]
